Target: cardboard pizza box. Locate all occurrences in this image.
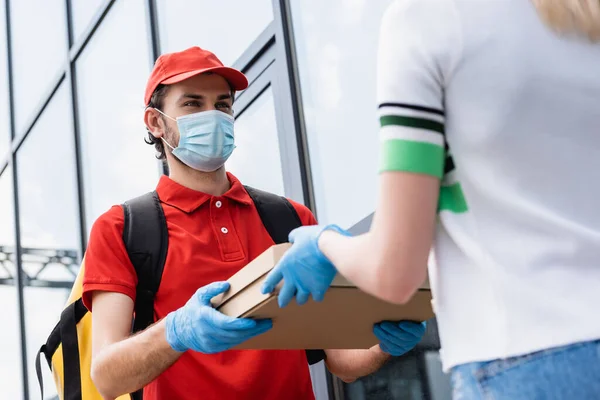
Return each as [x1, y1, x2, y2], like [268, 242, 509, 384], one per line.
[212, 243, 433, 349]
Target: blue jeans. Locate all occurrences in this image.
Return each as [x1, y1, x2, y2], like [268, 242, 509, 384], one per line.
[450, 339, 600, 400]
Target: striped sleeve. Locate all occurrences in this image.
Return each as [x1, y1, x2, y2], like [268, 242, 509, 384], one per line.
[376, 0, 461, 178]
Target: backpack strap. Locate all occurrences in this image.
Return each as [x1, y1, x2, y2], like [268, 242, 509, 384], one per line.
[36, 298, 88, 400]
[122, 191, 169, 334]
[244, 186, 326, 366]
[122, 191, 169, 400]
[244, 186, 302, 243]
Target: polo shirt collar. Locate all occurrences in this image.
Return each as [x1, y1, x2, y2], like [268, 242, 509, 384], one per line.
[156, 172, 252, 213]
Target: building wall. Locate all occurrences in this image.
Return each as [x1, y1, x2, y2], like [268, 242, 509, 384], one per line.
[0, 1, 451, 399]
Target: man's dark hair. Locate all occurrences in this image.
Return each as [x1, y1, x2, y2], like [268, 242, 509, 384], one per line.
[145, 84, 170, 160]
[145, 77, 236, 160]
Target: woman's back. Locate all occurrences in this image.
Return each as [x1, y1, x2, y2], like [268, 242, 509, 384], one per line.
[378, 0, 600, 371]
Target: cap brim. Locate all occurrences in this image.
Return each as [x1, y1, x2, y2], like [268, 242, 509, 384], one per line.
[161, 66, 248, 91]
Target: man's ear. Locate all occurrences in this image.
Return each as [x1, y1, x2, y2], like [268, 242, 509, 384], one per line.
[144, 108, 164, 139]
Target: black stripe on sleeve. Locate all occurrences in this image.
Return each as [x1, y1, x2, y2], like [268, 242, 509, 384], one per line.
[378, 102, 445, 116]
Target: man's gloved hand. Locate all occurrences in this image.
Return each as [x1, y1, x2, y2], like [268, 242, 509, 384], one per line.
[165, 281, 272, 354]
[261, 224, 351, 308]
[374, 321, 426, 356]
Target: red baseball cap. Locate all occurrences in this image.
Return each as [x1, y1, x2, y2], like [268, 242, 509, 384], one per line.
[144, 46, 248, 106]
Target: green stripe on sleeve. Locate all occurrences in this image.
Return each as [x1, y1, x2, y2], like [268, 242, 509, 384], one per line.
[438, 182, 468, 213]
[380, 139, 445, 178]
[380, 115, 444, 134]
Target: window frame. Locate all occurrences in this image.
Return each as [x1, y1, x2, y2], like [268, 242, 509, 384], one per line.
[0, 0, 317, 398]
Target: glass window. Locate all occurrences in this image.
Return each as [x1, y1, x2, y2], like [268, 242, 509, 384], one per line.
[76, 0, 159, 230]
[70, 0, 106, 42]
[9, 0, 67, 134]
[226, 87, 285, 196]
[290, 0, 394, 228]
[0, 167, 23, 400]
[291, 2, 448, 398]
[344, 354, 425, 400]
[17, 83, 78, 398]
[156, 0, 273, 66]
[0, 1, 10, 158]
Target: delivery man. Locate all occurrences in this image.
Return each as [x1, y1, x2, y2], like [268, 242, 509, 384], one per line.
[83, 46, 426, 400]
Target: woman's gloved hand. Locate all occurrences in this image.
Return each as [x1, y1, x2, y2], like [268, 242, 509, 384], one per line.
[261, 224, 351, 307]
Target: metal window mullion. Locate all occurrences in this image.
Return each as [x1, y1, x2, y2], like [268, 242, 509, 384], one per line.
[65, 0, 87, 256]
[3, 1, 15, 142]
[4, 0, 30, 396]
[232, 22, 276, 75]
[68, 0, 116, 63]
[145, 0, 160, 64]
[0, 156, 8, 176]
[233, 64, 273, 117]
[10, 157, 29, 400]
[65, 0, 74, 47]
[272, 0, 316, 213]
[10, 71, 65, 156]
[12, 159, 29, 400]
[144, 0, 167, 176]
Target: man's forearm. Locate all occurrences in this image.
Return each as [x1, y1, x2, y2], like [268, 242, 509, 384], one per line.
[91, 319, 182, 399]
[324, 346, 391, 383]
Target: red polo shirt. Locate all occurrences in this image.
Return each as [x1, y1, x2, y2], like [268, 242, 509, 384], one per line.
[82, 173, 316, 400]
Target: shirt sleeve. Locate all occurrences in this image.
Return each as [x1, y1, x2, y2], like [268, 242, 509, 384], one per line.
[287, 199, 318, 226]
[377, 0, 462, 178]
[82, 205, 138, 311]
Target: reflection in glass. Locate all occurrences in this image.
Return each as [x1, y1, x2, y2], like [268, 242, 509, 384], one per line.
[344, 355, 424, 400]
[76, 0, 159, 230]
[226, 87, 285, 196]
[17, 83, 78, 398]
[290, 0, 394, 227]
[0, 167, 23, 400]
[0, 2, 10, 157]
[70, 0, 105, 42]
[9, 0, 67, 133]
[156, 0, 273, 66]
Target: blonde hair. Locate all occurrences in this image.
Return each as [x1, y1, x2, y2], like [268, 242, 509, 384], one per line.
[532, 0, 600, 41]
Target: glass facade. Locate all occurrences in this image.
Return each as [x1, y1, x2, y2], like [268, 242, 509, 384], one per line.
[75, 0, 157, 230]
[0, 1, 450, 399]
[290, 0, 392, 229]
[226, 86, 286, 196]
[17, 82, 77, 399]
[0, 166, 22, 400]
[70, 0, 105, 41]
[9, 0, 67, 134]
[0, 0, 9, 157]
[156, 0, 273, 66]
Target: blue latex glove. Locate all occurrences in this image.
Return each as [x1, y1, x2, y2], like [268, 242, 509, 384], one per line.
[165, 281, 272, 353]
[374, 321, 426, 356]
[261, 224, 351, 308]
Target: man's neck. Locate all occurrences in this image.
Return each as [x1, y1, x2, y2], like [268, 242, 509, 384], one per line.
[167, 159, 230, 196]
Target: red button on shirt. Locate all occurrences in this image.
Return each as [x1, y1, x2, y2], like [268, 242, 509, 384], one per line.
[83, 173, 317, 400]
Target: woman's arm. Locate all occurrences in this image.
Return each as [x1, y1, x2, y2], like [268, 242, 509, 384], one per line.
[319, 172, 439, 304]
[262, 0, 457, 308]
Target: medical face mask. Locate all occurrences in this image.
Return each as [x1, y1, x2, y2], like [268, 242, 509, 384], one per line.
[156, 109, 235, 172]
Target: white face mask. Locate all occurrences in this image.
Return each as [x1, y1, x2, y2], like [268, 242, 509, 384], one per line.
[155, 109, 236, 172]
